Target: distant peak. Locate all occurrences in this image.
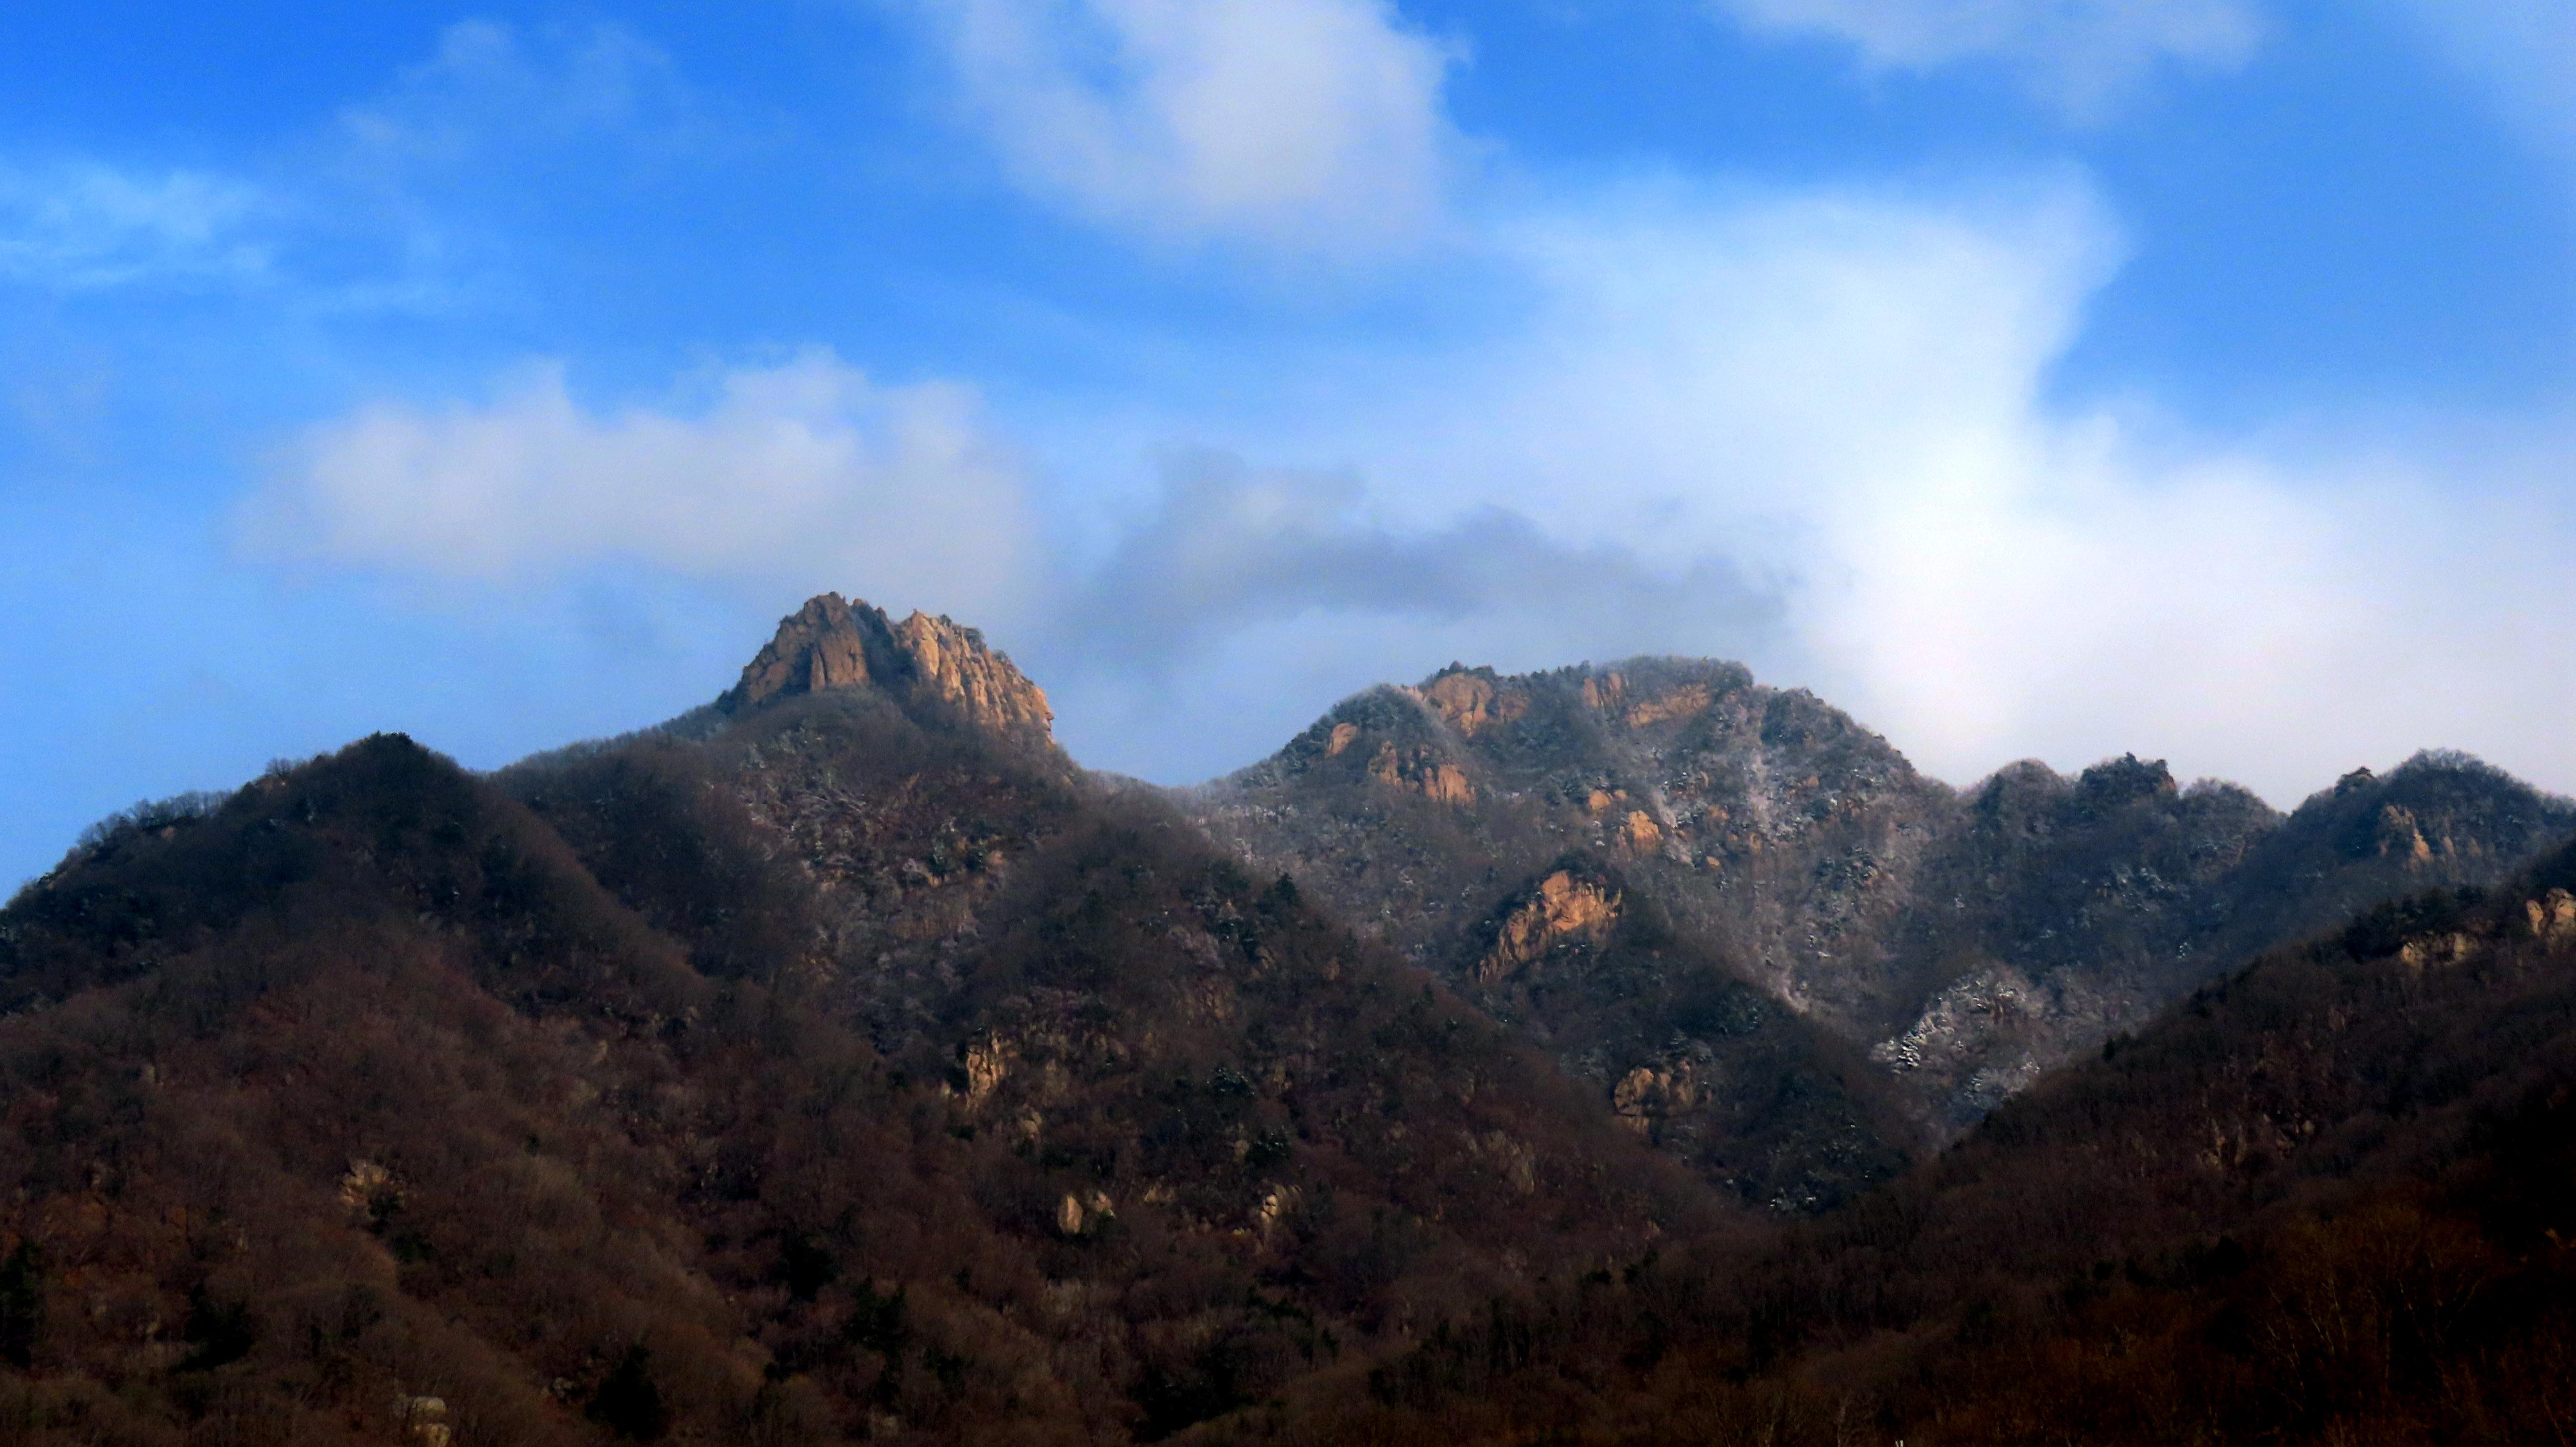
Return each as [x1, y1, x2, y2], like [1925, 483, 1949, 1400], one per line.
[723, 593, 1053, 740]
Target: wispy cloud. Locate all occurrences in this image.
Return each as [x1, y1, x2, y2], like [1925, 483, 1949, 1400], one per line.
[0, 162, 272, 290]
[913, 0, 1462, 253]
[0, 20, 696, 306]
[1707, 0, 2264, 116]
[335, 18, 698, 170]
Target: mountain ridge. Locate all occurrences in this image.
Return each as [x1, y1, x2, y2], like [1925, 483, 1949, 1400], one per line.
[5, 593, 2572, 1446]
[1184, 653, 2575, 1139]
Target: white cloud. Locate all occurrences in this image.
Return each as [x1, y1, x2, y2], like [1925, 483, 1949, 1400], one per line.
[1038, 174, 2576, 801]
[246, 351, 1041, 623]
[0, 162, 271, 290]
[1709, 0, 2263, 114]
[1465, 185, 2576, 802]
[917, 0, 1460, 251]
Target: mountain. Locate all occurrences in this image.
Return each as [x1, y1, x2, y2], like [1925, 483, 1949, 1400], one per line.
[4, 595, 2570, 1447]
[1185, 660, 2575, 1141]
[0, 601, 1704, 1447]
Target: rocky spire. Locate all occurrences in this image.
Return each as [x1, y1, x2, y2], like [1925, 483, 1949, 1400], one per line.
[723, 594, 1053, 741]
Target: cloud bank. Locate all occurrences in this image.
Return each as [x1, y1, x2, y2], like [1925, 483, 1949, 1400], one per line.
[252, 170, 2576, 803]
[916, 0, 1460, 251]
[1317, 177, 2576, 804]
[1066, 449, 1780, 668]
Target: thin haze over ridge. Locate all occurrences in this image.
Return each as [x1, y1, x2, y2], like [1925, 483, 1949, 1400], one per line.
[3, 0, 2575, 888]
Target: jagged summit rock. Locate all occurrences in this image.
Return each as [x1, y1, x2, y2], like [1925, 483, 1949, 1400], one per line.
[722, 592, 1053, 740]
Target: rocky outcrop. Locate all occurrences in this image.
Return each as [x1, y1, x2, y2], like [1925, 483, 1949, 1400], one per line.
[1412, 668, 1526, 738]
[724, 593, 1052, 740]
[1611, 1061, 1704, 1137]
[2526, 888, 2576, 944]
[1369, 741, 1474, 804]
[1479, 868, 1620, 983]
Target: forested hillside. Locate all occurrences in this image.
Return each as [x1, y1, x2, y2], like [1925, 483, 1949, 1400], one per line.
[2, 595, 2569, 1447]
[1260, 848, 2576, 1446]
[0, 606, 1708, 1446]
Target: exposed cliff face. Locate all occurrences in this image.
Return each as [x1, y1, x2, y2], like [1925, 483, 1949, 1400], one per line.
[724, 593, 1054, 741]
[1186, 659, 2576, 1138]
[1479, 868, 1620, 985]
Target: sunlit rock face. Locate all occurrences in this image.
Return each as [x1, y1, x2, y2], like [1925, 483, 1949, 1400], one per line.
[1478, 868, 1621, 985]
[724, 593, 1053, 741]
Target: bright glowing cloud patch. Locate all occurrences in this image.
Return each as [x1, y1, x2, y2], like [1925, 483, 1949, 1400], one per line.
[248, 352, 1040, 622]
[919, 0, 1459, 250]
[1057, 175, 2576, 799]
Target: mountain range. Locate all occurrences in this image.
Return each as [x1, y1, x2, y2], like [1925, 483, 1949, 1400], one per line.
[2, 593, 2570, 1447]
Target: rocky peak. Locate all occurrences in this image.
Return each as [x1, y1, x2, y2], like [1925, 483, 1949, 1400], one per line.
[723, 593, 1053, 741]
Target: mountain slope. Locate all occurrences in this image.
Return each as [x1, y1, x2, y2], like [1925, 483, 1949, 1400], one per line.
[0, 605, 1711, 1447]
[1268, 848, 2576, 1446]
[6, 597, 2571, 1447]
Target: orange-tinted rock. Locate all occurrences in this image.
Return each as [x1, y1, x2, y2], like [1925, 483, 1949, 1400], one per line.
[1623, 810, 1664, 853]
[1611, 1063, 1702, 1136]
[725, 593, 1052, 740]
[1417, 669, 1526, 738]
[2527, 888, 2576, 944]
[1627, 684, 1711, 729]
[891, 610, 1054, 737]
[1369, 742, 1475, 805]
[1479, 869, 1620, 983]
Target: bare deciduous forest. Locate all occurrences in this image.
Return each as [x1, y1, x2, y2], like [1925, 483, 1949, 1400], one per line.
[4, 615, 2574, 1446]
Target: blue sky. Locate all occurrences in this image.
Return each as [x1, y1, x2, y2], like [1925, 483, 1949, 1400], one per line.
[5, 0, 2576, 889]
